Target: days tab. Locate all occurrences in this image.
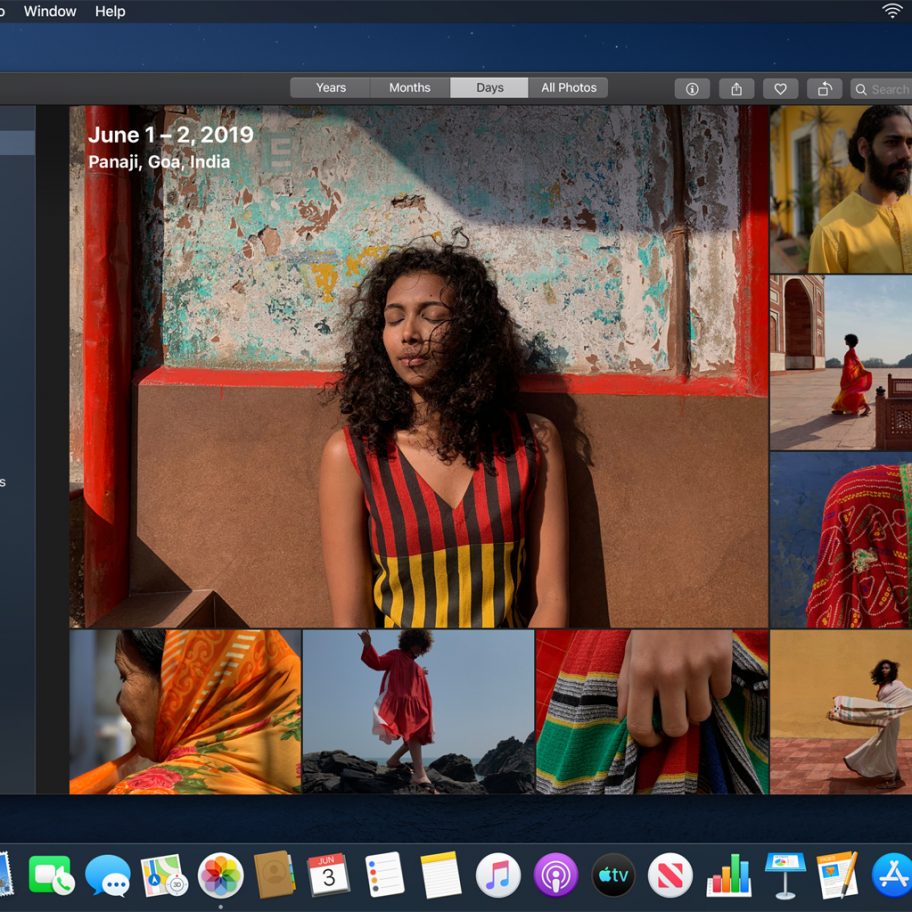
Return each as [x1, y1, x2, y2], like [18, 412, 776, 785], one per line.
[530, 77, 608, 99]
[289, 77, 371, 100]
[450, 77, 529, 99]
[370, 77, 449, 99]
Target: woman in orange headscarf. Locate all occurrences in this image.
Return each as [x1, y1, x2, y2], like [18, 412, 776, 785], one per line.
[71, 629, 301, 795]
[832, 333, 872, 417]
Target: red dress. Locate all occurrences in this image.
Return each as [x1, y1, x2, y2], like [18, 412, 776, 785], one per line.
[832, 348, 872, 415]
[361, 645, 434, 745]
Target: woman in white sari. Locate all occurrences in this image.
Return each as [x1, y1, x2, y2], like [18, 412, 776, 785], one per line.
[828, 660, 912, 791]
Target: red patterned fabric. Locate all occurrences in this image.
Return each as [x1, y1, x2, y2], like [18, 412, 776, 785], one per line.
[807, 465, 909, 628]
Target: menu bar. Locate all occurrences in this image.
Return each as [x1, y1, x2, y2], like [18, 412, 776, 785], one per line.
[0, 1, 908, 23]
[0, 72, 908, 104]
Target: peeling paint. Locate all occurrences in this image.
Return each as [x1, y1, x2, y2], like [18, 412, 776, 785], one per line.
[145, 105, 740, 374]
[682, 106, 739, 373]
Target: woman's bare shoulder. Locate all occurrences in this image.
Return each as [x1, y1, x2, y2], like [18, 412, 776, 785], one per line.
[322, 427, 351, 461]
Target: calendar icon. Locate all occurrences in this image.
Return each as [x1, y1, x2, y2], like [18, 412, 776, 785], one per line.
[307, 853, 350, 898]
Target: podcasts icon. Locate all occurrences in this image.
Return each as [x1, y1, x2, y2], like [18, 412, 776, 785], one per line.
[533, 853, 578, 898]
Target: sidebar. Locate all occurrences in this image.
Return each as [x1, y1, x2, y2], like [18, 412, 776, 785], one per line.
[0, 107, 36, 792]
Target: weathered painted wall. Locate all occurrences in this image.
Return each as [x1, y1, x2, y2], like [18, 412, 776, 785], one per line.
[142, 104, 742, 375]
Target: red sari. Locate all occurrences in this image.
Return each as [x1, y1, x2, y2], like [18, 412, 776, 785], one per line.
[806, 464, 911, 628]
[362, 645, 433, 745]
[832, 348, 872, 415]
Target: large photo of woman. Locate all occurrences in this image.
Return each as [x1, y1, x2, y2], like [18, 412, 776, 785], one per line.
[69, 104, 767, 630]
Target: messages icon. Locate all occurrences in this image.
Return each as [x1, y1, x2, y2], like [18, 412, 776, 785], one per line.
[85, 855, 131, 897]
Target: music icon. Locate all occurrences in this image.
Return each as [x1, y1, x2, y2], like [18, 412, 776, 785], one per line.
[475, 853, 521, 899]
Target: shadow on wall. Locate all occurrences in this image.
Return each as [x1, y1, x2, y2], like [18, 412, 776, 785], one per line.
[770, 451, 912, 627]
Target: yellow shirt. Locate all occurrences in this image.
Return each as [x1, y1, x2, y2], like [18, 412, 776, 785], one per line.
[808, 191, 912, 274]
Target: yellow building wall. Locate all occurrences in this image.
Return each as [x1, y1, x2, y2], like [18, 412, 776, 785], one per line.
[770, 105, 868, 238]
[772, 631, 912, 739]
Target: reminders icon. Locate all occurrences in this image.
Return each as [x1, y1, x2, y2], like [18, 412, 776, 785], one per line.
[365, 852, 405, 898]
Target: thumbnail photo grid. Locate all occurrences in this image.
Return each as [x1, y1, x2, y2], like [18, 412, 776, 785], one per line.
[62, 99, 912, 799]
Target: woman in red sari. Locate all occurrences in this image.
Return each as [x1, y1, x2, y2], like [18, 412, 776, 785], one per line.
[832, 334, 872, 417]
[359, 628, 436, 792]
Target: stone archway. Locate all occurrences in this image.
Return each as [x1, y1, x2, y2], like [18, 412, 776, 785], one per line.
[785, 278, 814, 370]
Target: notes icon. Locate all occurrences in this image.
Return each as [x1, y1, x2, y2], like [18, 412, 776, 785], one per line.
[421, 851, 462, 900]
[476, 853, 521, 899]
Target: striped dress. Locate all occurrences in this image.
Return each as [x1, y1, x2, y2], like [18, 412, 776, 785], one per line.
[343, 412, 539, 628]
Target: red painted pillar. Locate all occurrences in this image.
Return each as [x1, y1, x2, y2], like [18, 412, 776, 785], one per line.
[737, 105, 771, 397]
[83, 106, 132, 625]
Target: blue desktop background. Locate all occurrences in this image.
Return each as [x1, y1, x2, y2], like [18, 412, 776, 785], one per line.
[5, 16, 912, 845]
[0, 22, 908, 71]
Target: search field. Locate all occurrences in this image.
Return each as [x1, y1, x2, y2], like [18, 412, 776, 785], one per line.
[850, 78, 912, 99]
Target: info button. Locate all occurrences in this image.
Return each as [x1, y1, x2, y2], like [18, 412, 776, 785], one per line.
[450, 77, 529, 99]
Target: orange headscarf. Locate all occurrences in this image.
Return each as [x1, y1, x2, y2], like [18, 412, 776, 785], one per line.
[71, 630, 301, 795]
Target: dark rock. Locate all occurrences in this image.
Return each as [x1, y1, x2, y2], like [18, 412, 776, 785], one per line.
[480, 770, 534, 794]
[317, 751, 378, 776]
[428, 753, 477, 782]
[475, 735, 534, 778]
[339, 768, 393, 793]
[299, 773, 340, 794]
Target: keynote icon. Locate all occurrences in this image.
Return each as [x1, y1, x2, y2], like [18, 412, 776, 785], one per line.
[533, 853, 578, 898]
[475, 853, 521, 899]
[85, 855, 131, 898]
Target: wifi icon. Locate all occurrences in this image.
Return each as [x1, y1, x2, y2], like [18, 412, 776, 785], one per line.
[883, 2, 904, 17]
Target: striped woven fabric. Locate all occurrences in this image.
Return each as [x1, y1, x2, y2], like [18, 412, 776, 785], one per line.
[806, 464, 910, 629]
[830, 692, 912, 729]
[344, 412, 539, 628]
[535, 631, 769, 795]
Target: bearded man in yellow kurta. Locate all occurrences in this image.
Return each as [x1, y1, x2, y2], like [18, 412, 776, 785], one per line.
[809, 105, 912, 274]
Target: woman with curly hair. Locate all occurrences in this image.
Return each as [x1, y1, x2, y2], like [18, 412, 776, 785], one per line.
[320, 244, 569, 628]
[828, 659, 912, 791]
[359, 629, 437, 792]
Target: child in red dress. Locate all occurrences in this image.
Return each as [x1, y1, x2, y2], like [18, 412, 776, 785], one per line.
[359, 629, 436, 792]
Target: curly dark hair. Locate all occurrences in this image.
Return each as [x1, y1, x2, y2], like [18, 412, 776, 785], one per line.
[333, 244, 525, 469]
[872, 659, 899, 686]
[844, 333, 859, 348]
[399, 628, 434, 655]
[848, 105, 912, 172]
[871, 659, 899, 685]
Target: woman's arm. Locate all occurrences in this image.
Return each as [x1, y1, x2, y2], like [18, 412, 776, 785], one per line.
[525, 415, 570, 628]
[320, 429, 374, 627]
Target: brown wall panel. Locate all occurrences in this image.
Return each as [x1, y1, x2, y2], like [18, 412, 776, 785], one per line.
[131, 386, 767, 629]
